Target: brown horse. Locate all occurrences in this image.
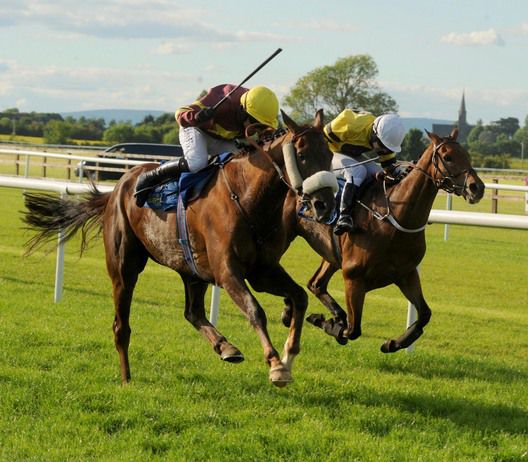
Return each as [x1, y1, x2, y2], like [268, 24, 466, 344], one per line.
[23, 110, 337, 387]
[281, 128, 485, 351]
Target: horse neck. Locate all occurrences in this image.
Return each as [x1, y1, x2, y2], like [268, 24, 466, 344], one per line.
[231, 145, 288, 219]
[388, 145, 439, 227]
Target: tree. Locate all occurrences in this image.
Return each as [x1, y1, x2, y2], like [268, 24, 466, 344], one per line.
[283, 55, 398, 123]
[162, 127, 180, 144]
[103, 123, 135, 144]
[490, 117, 519, 139]
[400, 128, 427, 161]
[133, 124, 161, 143]
[43, 120, 72, 144]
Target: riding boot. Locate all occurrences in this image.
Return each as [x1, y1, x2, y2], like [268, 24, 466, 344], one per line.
[334, 181, 358, 235]
[134, 157, 189, 207]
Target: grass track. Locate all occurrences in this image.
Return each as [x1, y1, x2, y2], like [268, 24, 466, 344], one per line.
[0, 186, 527, 461]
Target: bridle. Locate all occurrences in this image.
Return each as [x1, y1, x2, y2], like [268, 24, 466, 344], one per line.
[247, 125, 338, 198]
[356, 138, 476, 234]
[414, 139, 476, 196]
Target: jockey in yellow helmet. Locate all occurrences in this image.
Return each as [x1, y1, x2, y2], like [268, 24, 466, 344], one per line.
[324, 109, 406, 235]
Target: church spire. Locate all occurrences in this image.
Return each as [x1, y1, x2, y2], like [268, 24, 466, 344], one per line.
[458, 91, 467, 126]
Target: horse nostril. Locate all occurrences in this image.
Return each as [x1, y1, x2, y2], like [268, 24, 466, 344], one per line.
[469, 182, 480, 194]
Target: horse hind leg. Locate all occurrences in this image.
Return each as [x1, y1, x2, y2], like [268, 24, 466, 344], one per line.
[105, 226, 148, 384]
[381, 268, 432, 353]
[182, 278, 244, 363]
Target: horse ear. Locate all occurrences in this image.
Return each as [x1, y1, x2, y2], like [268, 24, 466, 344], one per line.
[425, 129, 442, 145]
[314, 109, 324, 130]
[450, 127, 459, 140]
[280, 109, 300, 133]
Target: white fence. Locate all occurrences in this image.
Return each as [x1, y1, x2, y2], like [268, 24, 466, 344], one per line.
[2, 171, 528, 339]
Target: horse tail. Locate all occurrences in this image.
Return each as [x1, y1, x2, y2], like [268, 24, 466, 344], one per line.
[23, 184, 111, 255]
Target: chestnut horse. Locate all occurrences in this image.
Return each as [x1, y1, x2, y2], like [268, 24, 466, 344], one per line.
[281, 128, 485, 351]
[23, 110, 337, 387]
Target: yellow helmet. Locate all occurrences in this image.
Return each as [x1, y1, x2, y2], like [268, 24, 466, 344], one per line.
[240, 86, 279, 129]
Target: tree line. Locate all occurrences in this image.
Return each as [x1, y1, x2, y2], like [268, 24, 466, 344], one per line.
[2, 54, 527, 168]
[0, 108, 179, 145]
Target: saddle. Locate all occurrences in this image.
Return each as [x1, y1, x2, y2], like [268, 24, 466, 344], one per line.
[145, 152, 233, 210]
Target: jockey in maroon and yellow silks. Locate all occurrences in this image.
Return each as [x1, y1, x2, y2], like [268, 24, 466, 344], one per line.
[134, 83, 279, 207]
[176, 84, 248, 140]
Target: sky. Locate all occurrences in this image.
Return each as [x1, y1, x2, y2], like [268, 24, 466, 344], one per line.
[0, 0, 527, 124]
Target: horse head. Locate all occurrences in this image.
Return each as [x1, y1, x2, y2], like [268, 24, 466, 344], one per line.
[280, 109, 337, 222]
[423, 128, 485, 204]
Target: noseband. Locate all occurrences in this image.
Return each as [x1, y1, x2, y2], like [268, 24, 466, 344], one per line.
[419, 140, 475, 196]
[260, 127, 338, 197]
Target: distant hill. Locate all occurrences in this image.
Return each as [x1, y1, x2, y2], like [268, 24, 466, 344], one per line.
[400, 117, 454, 133]
[60, 109, 169, 125]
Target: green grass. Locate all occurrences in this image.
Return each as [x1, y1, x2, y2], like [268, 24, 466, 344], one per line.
[0, 186, 527, 461]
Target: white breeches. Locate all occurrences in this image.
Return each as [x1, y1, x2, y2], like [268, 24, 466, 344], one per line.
[332, 152, 382, 186]
[179, 126, 238, 172]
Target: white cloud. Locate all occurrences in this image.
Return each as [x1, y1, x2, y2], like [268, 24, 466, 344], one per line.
[440, 28, 505, 46]
[0, 0, 289, 43]
[0, 60, 201, 110]
[154, 41, 191, 55]
[509, 22, 528, 36]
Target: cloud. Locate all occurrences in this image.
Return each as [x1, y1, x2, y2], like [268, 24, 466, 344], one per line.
[0, 0, 288, 43]
[509, 22, 528, 36]
[440, 28, 505, 46]
[154, 41, 192, 55]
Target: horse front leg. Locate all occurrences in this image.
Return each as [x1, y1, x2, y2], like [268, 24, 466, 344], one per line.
[248, 265, 308, 380]
[342, 276, 366, 341]
[381, 268, 432, 353]
[303, 259, 348, 345]
[219, 268, 288, 387]
[182, 277, 244, 363]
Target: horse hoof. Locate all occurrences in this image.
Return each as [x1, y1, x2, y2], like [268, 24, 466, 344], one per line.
[380, 339, 398, 353]
[220, 346, 245, 363]
[269, 364, 293, 388]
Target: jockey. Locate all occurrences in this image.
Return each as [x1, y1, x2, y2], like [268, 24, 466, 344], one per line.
[134, 84, 279, 207]
[324, 109, 406, 235]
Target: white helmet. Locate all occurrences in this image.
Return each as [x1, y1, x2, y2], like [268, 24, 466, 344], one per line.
[373, 114, 405, 153]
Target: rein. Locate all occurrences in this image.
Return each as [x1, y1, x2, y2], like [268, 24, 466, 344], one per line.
[357, 180, 427, 233]
[217, 127, 309, 245]
[358, 138, 474, 234]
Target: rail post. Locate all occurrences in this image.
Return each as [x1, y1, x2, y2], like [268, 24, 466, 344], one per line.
[491, 178, 499, 213]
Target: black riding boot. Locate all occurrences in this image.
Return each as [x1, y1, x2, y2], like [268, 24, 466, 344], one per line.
[134, 157, 189, 207]
[334, 181, 358, 235]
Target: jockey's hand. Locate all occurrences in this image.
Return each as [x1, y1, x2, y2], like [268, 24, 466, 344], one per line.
[385, 163, 407, 180]
[196, 107, 215, 124]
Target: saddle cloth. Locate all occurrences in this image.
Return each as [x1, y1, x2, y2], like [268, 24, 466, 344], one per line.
[145, 152, 233, 210]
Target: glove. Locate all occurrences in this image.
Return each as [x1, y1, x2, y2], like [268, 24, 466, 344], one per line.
[385, 163, 406, 179]
[195, 107, 215, 124]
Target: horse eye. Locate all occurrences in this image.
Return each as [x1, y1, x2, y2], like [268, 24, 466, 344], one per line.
[444, 155, 452, 162]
